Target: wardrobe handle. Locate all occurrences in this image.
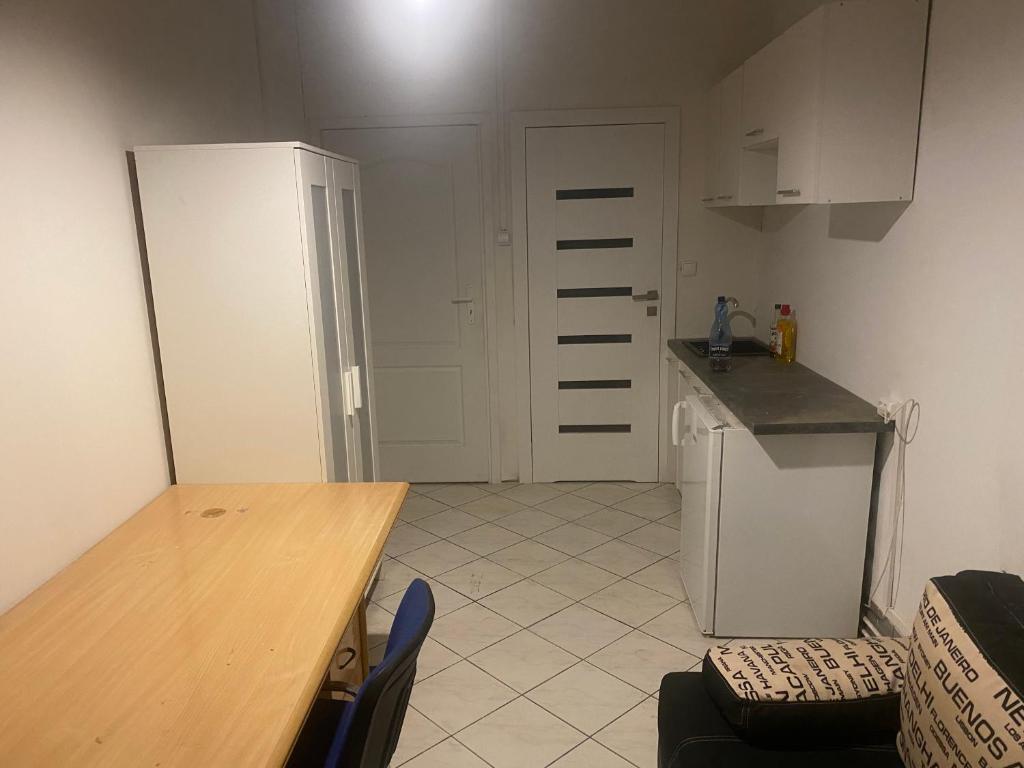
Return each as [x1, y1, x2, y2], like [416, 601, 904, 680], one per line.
[777, 188, 801, 197]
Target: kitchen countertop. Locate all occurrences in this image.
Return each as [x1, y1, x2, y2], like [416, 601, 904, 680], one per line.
[667, 338, 893, 435]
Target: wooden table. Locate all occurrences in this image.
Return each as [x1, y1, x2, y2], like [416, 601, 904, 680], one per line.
[0, 482, 406, 767]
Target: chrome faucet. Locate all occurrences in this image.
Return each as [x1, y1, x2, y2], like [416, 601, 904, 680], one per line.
[724, 297, 756, 328]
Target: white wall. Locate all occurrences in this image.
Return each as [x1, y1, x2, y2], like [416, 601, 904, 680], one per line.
[264, 0, 778, 477]
[756, 0, 1024, 625]
[0, 0, 277, 611]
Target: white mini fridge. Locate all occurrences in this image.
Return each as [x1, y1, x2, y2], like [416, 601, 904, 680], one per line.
[134, 142, 378, 484]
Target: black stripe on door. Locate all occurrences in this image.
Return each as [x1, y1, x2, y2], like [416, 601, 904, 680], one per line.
[559, 424, 632, 434]
[556, 287, 631, 298]
[557, 334, 632, 344]
[556, 238, 634, 250]
[556, 187, 634, 200]
[558, 380, 632, 390]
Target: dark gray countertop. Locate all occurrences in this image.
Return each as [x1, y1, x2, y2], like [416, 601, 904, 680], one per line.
[667, 339, 893, 435]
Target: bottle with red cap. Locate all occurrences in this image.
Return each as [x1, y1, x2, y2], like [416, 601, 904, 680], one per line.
[776, 304, 797, 364]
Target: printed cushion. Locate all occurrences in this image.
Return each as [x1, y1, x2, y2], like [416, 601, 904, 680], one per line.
[702, 636, 909, 746]
[898, 571, 1024, 768]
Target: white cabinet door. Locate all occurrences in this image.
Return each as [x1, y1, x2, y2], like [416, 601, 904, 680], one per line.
[701, 82, 722, 206]
[715, 66, 744, 205]
[322, 125, 491, 482]
[526, 123, 665, 482]
[740, 42, 781, 147]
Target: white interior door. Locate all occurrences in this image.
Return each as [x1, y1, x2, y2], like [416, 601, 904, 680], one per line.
[526, 123, 665, 481]
[321, 125, 490, 482]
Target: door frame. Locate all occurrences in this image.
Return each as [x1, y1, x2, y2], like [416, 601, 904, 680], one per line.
[510, 108, 680, 483]
[309, 112, 503, 483]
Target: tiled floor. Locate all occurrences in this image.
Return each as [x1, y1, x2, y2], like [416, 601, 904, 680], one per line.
[369, 481, 742, 768]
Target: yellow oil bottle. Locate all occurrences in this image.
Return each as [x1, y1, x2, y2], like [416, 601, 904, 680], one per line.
[777, 304, 797, 364]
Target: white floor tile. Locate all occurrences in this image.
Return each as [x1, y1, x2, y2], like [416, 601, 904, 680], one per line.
[402, 738, 491, 768]
[640, 602, 728, 658]
[459, 494, 530, 522]
[372, 559, 427, 599]
[533, 523, 612, 556]
[613, 491, 681, 521]
[530, 604, 631, 657]
[389, 707, 448, 766]
[457, 698, 585, 768]
[429, 603, 520, 657]
[587, 631, 698, 694]
[532, 558, 620, 600]
[469, 629, 577, 693]
[594, 698, 660, 768]
[576, 508, 648, 537]
[536, 493, 604, 521]
[627, 557, 685, 601]
[549, 739, 634, 768]
[480, 579, 573, 626]
[400, 494, 450, 522]
[376, 578, 471, 618]
[385, 524, 441, 557]
[437, 558, 522, 599]
[487, 539, 568, 576]
[644, 484, 683, 501]
[365, 602, 394, 648]
[526, 661, 646, 734]
[414, 508, 486, 538]
[448, 523, 525, 556]
[498, 484, 566, 506]
[424, 484, 492, 506]
[618, 522, 680, 556]
[410, 661, 516, 734]
[411, 483, 451, 494]
[658, 510, 681, 529]
[494, 507, 564, 537]
[582, 580, 678, 628]
[398, 541, 478, 577]
[545, 481, 593, 493]
[577, 540, 661, 577]
[572, 483, 645, 506]
[414, 637, 462, 682]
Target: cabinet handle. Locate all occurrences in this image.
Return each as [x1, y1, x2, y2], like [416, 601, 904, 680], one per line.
[351, 365, 363, 410]
[715, 195, 733, 200]
[700, 197, 715, 203]
[745, 128, 764, 137]
[777, 188, 801, 197]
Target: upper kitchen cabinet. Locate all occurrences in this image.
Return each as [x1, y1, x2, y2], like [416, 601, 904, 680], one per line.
[702, 65, 743, 207]
[709, 0, 928, 207]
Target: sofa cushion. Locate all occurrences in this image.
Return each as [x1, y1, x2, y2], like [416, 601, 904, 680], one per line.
[897, 570, 1024, 768]
[658, 671, 905, 768]
[702, 637, 909, 746]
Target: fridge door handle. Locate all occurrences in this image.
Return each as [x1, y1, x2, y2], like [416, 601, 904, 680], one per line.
[671, 401, 688, 446]
[342, 370, 356, 417]
[351, 365, 363, 409]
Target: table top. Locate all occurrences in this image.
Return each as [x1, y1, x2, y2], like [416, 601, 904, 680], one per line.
[0, 482, 406, 767]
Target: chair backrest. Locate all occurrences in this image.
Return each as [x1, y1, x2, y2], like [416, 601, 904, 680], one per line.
[325, 579, 434, 768]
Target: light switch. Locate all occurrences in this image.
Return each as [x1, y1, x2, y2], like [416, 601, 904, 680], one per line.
[680, 260, 698, 277]
[497, 228, 511, 246]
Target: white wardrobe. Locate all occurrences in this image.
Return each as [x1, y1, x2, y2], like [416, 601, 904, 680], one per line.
[134, 142, 378, 484]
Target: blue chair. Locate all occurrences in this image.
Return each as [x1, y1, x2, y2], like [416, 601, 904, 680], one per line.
[287, 579, 435, 767]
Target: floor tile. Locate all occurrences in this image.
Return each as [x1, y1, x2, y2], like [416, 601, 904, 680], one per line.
[582, 580, 678, 627]
[613, 492, 681, 521]
[587, 631, 698, 694]
[658, 510, 681, 529]
[448, 523, 525, 556]
[402, 739, 490, 768]
[498, 483, 566, 506]
[532, 558, 620, 600]
[620, 482, 663, 492]
[377, 578, 471, 618]
[487, 539, 568, 576]
[429, 603, 520, 657]
[594, 698, 660, 768]
[619, 522, 680, 556]
[469, 629, 577, 693]
[576, 507, 648, 537]
[493, 507, 563, 537]
[545, 481, 593, 493]
[424, 484, 492, 506]
[527, 661, 646, 734]
[468, 482, 508, 494]
[645, 483, 683, 501]
[411, 483, 451, 494]
[365, 602, 394, 648]
[457, 698, 585, 768]
[573, 483, 645, 506]
[389, 707, 448, 765]
[437, 558, 522, 599]
[400, 494, 450, 522]
[398, 541, 478, 577]
[415, 637, 462, 682]
[537, 493, 604, 521]
[414, 508, 485, 538]
[533, 522, 611, 556]
[372, 559, 427, 599]
[640, 602, 726, 658]
[459, 494, 530, 522]
[627, 557, 685, 601]
[410, 661, 516, 734]
[385, 524, 440, 557]
[578, 540, 661, 577]
[531, 604, 631, 657]
[549, 739, 634, 768]
[480, 579, 573, 626]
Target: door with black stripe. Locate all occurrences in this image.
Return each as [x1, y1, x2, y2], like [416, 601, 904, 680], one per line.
[526, 123, 665, 481]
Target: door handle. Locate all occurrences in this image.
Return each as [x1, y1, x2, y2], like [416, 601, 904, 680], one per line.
[351, 365, 363, 409]
[632, 290, 660, 302]
[450, 297, 474, 304]
[342, 370, 355, 417]
[671, 401, 689, 446]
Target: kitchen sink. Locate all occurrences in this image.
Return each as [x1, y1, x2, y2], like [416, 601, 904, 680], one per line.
[683, 338, 771, 357]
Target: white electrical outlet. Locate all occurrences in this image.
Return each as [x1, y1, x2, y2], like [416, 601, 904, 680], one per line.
[680, 260, 698, 277]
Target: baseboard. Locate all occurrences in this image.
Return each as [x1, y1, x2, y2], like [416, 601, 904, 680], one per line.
[861, 601, 912, 637]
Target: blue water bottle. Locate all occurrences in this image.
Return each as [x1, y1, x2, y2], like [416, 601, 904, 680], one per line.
[709, 296, 733, 372]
